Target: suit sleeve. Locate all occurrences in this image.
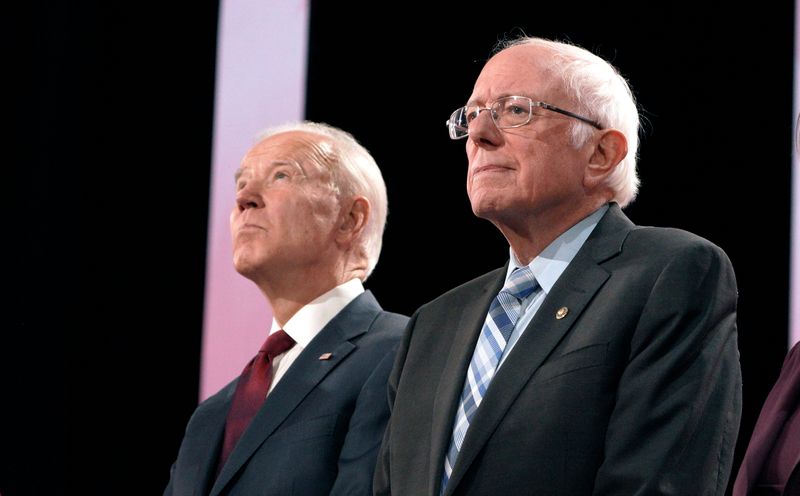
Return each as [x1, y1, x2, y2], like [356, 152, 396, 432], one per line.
[592, 242, 742, 495]
[372, 311, 417, 496]
[328, 338, 402, 496]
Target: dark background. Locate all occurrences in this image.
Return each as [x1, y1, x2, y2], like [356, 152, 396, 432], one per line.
[5, 0, 795, 494]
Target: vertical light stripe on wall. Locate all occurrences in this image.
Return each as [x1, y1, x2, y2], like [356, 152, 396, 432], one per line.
[201, 0, 309, 400]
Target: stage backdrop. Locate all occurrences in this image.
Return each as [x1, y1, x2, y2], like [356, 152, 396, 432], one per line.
[201, 0, 309, 400]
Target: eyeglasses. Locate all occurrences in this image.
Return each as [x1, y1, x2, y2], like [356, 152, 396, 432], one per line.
[446, 95, 602, 140]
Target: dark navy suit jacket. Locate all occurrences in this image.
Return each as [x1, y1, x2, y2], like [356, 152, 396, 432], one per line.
[165, 291, 406, 496]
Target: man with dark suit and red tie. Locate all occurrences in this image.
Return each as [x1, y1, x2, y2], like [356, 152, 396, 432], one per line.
[164, 121, 407, 496]
[374, 36, 742, 495]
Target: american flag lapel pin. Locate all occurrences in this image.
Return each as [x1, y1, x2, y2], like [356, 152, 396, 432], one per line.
[318, 352, 333, 360]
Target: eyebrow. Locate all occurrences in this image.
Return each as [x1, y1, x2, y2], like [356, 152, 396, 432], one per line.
[465, 94, 525, 106]
[234, 159, 306, 183]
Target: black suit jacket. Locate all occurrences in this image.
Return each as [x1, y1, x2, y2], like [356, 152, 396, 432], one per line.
[375, 205, 742, 496]
[165, 291, 407, 496]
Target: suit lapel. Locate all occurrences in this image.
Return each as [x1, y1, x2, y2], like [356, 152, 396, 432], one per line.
[428, 268, 506, 494]
[209, 291, 382, 496]
[445, 205, 634, 494]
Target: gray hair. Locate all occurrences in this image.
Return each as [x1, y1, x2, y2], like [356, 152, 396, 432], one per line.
[499, 37, 640, 207]
[256, 121, 388, 279]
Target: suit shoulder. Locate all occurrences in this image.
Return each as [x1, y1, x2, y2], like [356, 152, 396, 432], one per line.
[417, 267, 505, 311]
[627, 225, 731, 264]
[367, 310, 408, 344]
[373, 310, 409, 334]
[184, 379, 236, 424]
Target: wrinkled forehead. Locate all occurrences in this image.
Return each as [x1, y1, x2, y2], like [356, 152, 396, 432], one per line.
[242, 130, 336, 173]
[471, 44, 565, 104]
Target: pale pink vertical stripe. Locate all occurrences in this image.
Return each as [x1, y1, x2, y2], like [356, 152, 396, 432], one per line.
[201, 0, 309, 401]
[792, 0, 800, 348]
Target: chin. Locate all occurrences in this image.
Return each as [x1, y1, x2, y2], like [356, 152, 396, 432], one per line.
[232, 249, 261, 276]
[470, 195, 503, 219]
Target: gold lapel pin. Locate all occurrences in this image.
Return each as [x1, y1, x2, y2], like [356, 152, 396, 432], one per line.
[555, 307, 569, 320]
[318, 352, 333, 360]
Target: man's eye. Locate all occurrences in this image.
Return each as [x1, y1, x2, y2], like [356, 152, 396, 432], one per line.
[274, 171, 289, 180]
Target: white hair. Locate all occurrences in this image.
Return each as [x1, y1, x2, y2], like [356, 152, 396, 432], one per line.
[255, 121, 388, 279]
[501, 37, 641, 207]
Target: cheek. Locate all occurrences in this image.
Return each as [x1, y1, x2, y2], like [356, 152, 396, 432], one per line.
[465, 144, 480, 195]
[306, 192, 340, 227]
[229, 208, 239, 234]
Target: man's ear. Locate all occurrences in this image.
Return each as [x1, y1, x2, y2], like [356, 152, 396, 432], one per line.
[336, 196, 369, 246]
[584, 129, 628, 189]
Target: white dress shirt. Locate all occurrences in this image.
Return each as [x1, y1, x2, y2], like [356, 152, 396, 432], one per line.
[265, 278, 364, 394]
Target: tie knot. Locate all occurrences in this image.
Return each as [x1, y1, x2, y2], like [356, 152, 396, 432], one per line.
[259, 329, 296, 360]
[501, 266, 538, 300]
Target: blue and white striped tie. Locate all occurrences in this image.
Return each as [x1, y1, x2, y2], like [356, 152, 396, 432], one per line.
[441, 266, 538, 493]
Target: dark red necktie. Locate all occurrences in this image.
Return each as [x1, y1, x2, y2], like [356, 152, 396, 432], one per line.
[217, 329, 296, 472]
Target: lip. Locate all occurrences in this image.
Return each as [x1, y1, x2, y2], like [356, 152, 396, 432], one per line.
[238, 223, 266, 233]
[472, 164, 513, 175]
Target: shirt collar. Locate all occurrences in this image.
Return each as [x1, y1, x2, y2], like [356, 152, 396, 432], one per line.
[507, 204, 608, 294]
[269, 278, 365, 347]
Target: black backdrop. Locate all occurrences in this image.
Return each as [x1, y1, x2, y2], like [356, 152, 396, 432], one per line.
[5, 0, 795, 494]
